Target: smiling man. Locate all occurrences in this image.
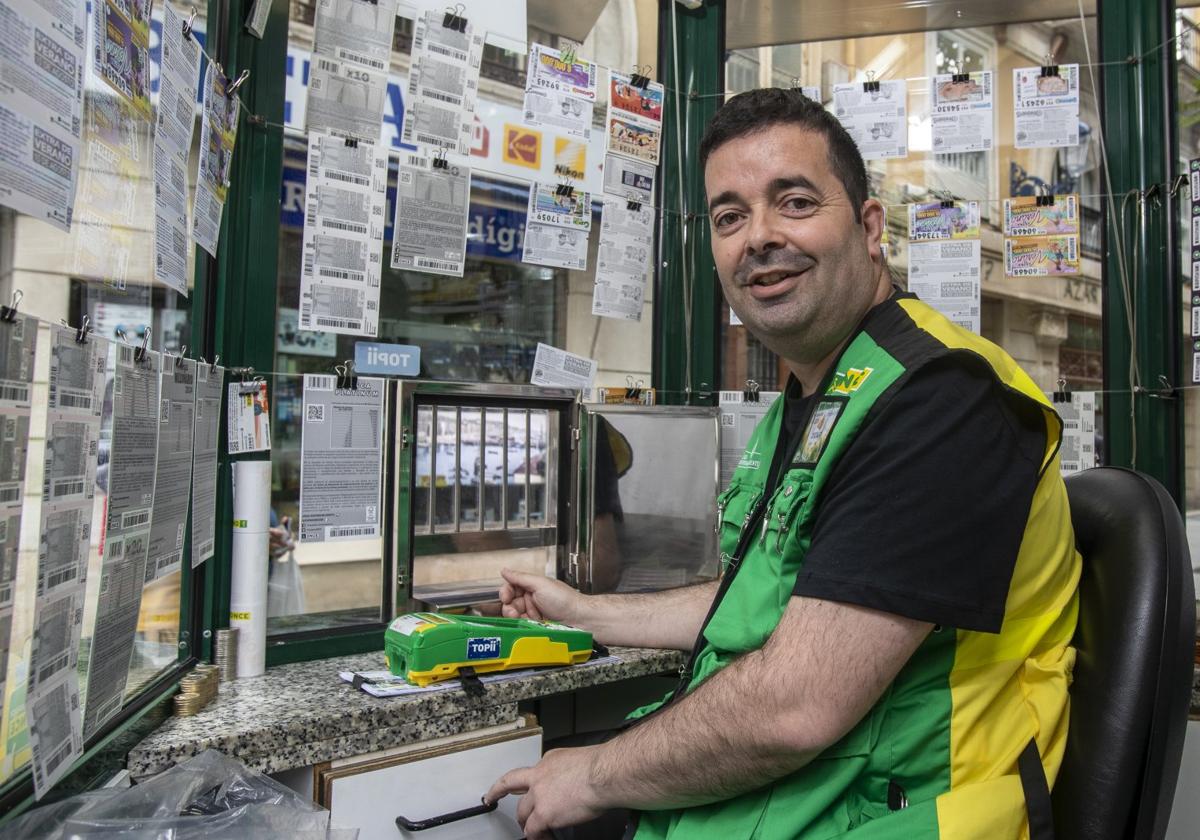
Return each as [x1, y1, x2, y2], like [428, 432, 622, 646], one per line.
[487, 88, 1080, 840]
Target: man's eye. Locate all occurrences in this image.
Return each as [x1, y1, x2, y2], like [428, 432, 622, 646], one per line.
[784, 197, 814, 212]
[714, 212, 740, 228]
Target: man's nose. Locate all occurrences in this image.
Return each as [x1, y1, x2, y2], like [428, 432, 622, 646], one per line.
[744, 211, 786, 256]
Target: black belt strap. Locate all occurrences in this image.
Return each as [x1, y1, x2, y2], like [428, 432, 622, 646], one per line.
[1017, 737, 1055, 840]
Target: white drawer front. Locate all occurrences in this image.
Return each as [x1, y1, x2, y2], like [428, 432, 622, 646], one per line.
[327, 729, 541, 840]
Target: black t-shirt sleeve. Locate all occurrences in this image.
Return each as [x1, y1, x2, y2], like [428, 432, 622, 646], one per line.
[791, 357, 1047, 633]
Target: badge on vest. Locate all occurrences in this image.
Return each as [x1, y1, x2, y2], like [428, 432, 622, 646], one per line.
[792, 398, 847, 467]
[828, 366, 874, 395]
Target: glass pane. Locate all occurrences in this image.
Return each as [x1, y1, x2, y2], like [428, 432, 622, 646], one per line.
[272, 0, 658, 634]
[720, 2, 1106, 434]
[0, 3, 195, 784]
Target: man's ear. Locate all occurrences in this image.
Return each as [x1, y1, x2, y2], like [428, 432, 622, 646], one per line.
[860, 198, 886, 264]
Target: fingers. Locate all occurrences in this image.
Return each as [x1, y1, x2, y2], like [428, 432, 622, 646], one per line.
[500, 567, 545, 591]
[525, 599, 543, 621]
[516, 788, 536, 826]
[485, 768, 530, 805]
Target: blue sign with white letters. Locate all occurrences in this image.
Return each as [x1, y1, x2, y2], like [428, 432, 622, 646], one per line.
[354, 342, 421, 376]
[466, 637, 502, 660]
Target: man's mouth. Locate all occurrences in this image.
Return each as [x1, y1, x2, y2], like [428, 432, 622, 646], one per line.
[743, 268, 808, 299]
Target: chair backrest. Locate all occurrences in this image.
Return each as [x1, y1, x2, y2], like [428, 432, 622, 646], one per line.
[1054, 468, 1196, 839]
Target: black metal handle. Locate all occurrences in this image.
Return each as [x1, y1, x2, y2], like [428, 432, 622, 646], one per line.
[396, 797, 497, 831]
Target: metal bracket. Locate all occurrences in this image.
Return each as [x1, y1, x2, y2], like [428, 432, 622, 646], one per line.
[567, 552, 579, 582]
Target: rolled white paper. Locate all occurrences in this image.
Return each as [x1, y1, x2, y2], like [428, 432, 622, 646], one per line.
[230, 460, 271, 677]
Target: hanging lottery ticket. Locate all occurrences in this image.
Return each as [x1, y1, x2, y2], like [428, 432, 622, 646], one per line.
[306, 0, 397, 142]
[592, 198, 654, 322]
[931, 71, 994, 154]
[401, 9, 484, 154]
[1003, 194, 1081, 277]
[191, 362, 223, 567]
[601, 153, 655, 205]
[833, 79, 907, 160]
[907, 201, 982, 333]
[1053, 391, 1096, 476]
[531, 343, 597, 393]
[718, 388, 782, 489]
[191, 66, 241, 258]
[92, 0, 155, 119]
[521, 183, 591, 271]
[1013, 65, 1080, 150]
[605, 71, 665, 166]
[523, 44, 597, 141]
[153, 3, 203, 295]
[299, 132, 387, 337]
[0, 0, 87, 230]
[391, 153, 471, 277]
[144, 356, 197, 582]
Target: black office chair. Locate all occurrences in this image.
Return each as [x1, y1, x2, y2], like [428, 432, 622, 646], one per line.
[1054, 468, 1196, 839]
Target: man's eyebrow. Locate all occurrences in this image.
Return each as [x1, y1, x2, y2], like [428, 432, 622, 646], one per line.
[768, 175, 819, 196]
[707, 190, 741, 212]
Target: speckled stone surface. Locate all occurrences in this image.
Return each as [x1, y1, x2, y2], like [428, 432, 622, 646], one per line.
[127, 646, 684, 780]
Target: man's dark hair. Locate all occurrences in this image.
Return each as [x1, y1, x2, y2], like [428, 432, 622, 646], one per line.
[699, 88, 869, 222]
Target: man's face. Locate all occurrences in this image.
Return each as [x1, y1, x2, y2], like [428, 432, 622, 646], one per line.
[705, 124, 886, 367]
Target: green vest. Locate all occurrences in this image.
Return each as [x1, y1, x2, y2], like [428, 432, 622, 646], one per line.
[630, 295, 1079, 839]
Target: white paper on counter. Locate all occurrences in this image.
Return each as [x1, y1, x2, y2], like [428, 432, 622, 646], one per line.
[227, 380, 271, 454]
[832, 80, 907, 160]
[305, 0, 395, 141]
[0, 0, 87, 231]
[145, 357, 197, 582]
[931, 71, 993, 154]
[299, 132, 387, 337]
[401, 9, 484, 154]
[592, 198, 653, 322]
[1055, 391, 1096, 476]
[390, 152, 470, 277]
[341, 655, 620, 697]
[299, 375, 384, 543]
[152, 3, 203, 295]
[530, 342, 596, 392]
[1013, 65, 1080, 150]
[718, 390, 782, 489]
[190, 363, 223, 566]
[191, 66, 240, 257]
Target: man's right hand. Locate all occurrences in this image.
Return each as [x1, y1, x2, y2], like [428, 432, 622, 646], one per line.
[499, 568, 584, 625]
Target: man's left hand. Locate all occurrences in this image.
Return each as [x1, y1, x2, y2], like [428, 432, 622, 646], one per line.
[486, 746, 607, 839]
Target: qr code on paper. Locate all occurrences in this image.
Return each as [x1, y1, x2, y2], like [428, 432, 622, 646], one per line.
[307, 404, 325, 422]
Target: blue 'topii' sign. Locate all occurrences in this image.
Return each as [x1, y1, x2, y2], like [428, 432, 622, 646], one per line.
[354, 342, 421, 377]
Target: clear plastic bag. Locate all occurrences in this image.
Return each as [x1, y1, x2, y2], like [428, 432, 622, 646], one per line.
[1, 750, 358, 839]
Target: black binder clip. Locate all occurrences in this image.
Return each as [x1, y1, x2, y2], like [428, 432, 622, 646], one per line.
[432, 149, 449, 170]
[175, 345, 188, 368]
[457, 667, 486, 698]
[344, 137, 359, 148]
[442, 3, 467, 32]
[952, 73, 970, 84]
[626, 194, 642, 212]
[0, 290, 21, 324]
[1052, 378, 1070, 404]
[74, 315, 91, 345]
[555, 182, 575, 199]
[182, 9, 196, 41]
[559, 41, 578, 66]
[1036, 191, 1056, 207]
[939, 192, 955, 209]
[625, 376, 643, 402]
[630, 65, 651, 90]
[743, 380, 761, 403]
[863, 71, 880, 93]
[336, 360, 358, 390]
[210, 354, 221, 376]
[134, 326, 152, 364]
[1040, 64, 1060, 79]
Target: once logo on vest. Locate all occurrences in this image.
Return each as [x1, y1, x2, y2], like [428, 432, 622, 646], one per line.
[737, 441, 764, 471]
[466, 637, 502, 660]
[828, 366, 874, 395]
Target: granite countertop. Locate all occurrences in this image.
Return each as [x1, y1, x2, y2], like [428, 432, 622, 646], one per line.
[127, 646, 685, 780]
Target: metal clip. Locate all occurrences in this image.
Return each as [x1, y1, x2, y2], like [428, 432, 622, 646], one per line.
[0, 289, 21, 323]
[227, 68, 251, 96]
[629, 64, 652, 89]
[134, 326, 152, 363]
[183, 9, 197, 41]
[74, 315, 91, 344]
[1040, 53, 1059, 78]
[863, 70, 880, 93]
[335, 359, 358, 390]
[442, 3, 467, 32]
[176, 345, 188, 368]
[432, 149, 449, 170]
[1136, 374, 1177, 400]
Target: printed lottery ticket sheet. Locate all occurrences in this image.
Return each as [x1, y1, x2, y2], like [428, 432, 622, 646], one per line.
[401, 9, 484, 154]
[299, 375, 384, 544]
[1054, 391, 1096, 476]
[833, 80, 907, 160]
[390, 153, 471, 277]
[523, 44, 597, 141]
[601, 153, 655, 204]
[152, 3, 202, 295]
[907, 202, 982, 332]
[1003, 194, 1081, 277]
[92, 0, 154, 119]
[1013, 65, 1080, 149]
[306, 0, 396, 141]
[592, 198, 654, 322]
[227, 380, 271, 454]
[191, 65, 240, 258]
[0, 0, 87, 230]
[931, 72, 994, 154]
[190, 363, 223, 567]
[145, 357, 196, 583]
[521, 183, 591, 270]
[28, 326, 108, 797]
[82, 345, 162, 739]
[299, 132, 387, 336]
[605, 72, 665, 166]
[718, 390, 781, 489]
[530, 343, 597, 393]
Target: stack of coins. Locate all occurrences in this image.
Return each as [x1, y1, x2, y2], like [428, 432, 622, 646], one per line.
[173, 664, 220, 717]
[215, 627, 238, 681]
